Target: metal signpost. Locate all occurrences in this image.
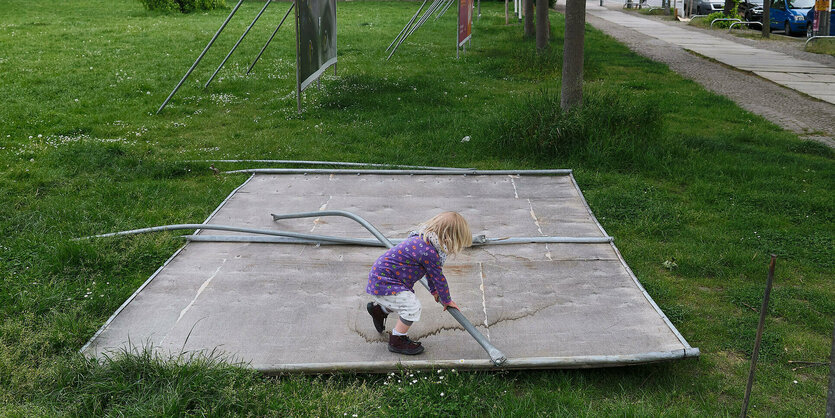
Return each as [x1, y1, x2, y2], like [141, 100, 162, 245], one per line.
[812, 0, 831, 37]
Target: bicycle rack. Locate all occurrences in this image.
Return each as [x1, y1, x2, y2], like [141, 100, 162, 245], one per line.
[728, 20, 763, 31]
[711, 18, 742, 28]
[805, 35, 835, 47]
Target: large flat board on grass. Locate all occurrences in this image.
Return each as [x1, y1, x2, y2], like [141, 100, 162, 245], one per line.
[82, 172, 698, 372]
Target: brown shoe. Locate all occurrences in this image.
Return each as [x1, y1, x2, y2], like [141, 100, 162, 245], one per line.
[388, 334, 425, 355]
[367, 302, 388, 333]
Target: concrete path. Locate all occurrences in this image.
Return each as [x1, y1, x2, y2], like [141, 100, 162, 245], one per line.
[587, 3, 835, 104]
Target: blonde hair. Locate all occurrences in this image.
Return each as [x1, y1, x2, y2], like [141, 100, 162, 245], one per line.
[418, 211, 472, 255]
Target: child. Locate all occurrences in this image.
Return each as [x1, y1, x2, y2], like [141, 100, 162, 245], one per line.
[366, 211, 473, 355]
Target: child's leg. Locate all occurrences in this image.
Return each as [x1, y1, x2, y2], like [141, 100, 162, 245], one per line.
[372, 292, 424, 354]
[392, 317, 413, 335]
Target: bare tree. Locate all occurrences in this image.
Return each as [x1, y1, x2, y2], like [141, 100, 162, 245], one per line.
[560, 0, 585, 110]
[536, 0, 549, 50]
[524, 0, 535, 37]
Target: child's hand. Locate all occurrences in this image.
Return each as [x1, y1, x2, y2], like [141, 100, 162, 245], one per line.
[443, 301, 459, 311]
[432, 292, 440, 303]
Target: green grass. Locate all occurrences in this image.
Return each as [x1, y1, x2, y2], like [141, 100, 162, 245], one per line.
[805, 37, 835, 56]
[1, 0, 833, 415]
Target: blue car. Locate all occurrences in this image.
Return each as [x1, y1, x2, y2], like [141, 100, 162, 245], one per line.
[805, 7, 835, 37]
[770, 0, 813, 36]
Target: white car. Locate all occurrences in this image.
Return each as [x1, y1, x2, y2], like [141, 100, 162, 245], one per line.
[685, 0, 725, 15]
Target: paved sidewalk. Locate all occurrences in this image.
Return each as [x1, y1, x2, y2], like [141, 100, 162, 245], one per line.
[586, 3, 835, 104]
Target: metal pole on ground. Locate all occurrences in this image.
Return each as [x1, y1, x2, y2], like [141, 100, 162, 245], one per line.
[248, 1, 295, 74]
[157, 0, 246, 114]
[740, 255, 776, 418]
[205, 0, 273, 89]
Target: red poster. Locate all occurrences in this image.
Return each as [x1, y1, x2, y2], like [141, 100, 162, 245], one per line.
[458, 0, 473, 46]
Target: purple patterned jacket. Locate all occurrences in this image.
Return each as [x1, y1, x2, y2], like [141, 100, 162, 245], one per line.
[366, 235, 451, 304]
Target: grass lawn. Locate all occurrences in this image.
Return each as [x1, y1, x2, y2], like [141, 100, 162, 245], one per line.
[1, 0, 833, 415]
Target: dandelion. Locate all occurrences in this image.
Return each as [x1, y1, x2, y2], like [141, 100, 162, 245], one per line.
[440, 392, 445, 397]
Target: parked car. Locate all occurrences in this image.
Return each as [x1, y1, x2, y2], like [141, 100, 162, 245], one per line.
[684, 0, 724, 15]
[805, 6, 835, 37]
[739, 0, 764, 22]
[770, 0, 814, 35]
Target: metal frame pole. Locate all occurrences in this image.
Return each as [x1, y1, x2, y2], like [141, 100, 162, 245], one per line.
[294, 0, 301, 114]
[740, 255, 777, 418]
[248, 1, 295, 74]
[387, 0, 428, 52]
[184, 235, 614, 245]
[387, 0, 444, 60]
[406, 0, 446, 37]
[157, 0, 246, 114]
[827, 319, 835, 418]
[74, 223, 387, 245]
[205, 0, 273, 88]
[436, 0, 455, 20]
[271, 210, 507, 366]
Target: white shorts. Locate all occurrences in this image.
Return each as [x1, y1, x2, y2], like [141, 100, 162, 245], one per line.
[372, 291, 422, 322]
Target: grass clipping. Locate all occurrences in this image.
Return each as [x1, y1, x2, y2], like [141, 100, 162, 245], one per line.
[487, 85, 664, 170]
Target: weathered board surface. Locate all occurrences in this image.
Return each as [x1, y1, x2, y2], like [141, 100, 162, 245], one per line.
[82, 173, 697, 372]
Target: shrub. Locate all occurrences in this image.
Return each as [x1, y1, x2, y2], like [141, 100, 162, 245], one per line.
[485, 84, 669, 171]
[705, 11, 739, 28]
[138, 0, 226, 13]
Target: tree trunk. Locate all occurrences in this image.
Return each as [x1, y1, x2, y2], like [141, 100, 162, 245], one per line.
[561, 0, 585, 110]
[723, 0, 735, 15]
[524, 0, 535, 37]
[536, 0, 549, 50]
[761, 0, 770, 37]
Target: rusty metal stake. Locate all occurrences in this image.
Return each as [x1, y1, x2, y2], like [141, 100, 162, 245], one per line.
[740, 254, 776, 418]
[827, 318, 834, 417]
